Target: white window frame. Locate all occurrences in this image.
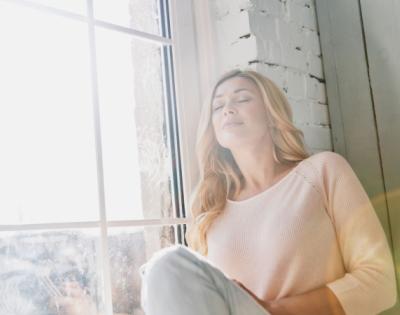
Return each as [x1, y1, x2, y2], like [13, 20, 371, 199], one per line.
[171, 0, 219, 213]
[0, 0, 211, 313]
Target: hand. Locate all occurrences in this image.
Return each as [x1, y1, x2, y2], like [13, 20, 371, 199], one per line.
[49, 281, 97, 315]
[231, 279, 270, 311]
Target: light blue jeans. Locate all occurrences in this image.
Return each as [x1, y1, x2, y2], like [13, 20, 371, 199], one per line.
[139, 244, 271, 315]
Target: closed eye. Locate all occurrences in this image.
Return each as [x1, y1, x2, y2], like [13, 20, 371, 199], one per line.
[212, 98, 249, 111]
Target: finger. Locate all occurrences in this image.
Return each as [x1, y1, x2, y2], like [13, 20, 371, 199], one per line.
[64, 282, 86, 297]
[52, 296, 75, 307]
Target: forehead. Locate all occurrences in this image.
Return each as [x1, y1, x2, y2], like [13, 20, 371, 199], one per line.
[214, 76, 258, 98]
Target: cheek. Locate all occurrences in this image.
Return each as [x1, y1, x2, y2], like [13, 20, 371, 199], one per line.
[253, 117, 270, 134]
[211, 115, 220, 133]
[250, 102, 268, 118]
[243, 109, 270, 136]
[248, 105, 269, 126]
[211, 117, 225, 144]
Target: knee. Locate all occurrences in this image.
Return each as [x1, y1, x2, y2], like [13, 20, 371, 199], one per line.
[140, 245, 196, 282]
[140, 245, 209, 314]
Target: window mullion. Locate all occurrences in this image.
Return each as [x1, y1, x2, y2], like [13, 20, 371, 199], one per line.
[0, 218, 190, 232]
[0, 0, 87, 22]
[94, 19, 173, 45]
[86, 0, 113, 314]
[159, 0, 186, 247]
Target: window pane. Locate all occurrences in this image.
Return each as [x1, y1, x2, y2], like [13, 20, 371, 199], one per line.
[94, 0, 163, 37]
[0, 229, 104, 315]
[23, 0, 86, 15]
[96, 28, 174, 220]
[0, 3, 99, 224]
[107, 225, 178, 315]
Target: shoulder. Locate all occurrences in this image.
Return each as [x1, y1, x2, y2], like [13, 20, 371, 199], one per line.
[296, 151, 353, 202]
[303, 151, 350, 177]
[305, 150, 346, 164]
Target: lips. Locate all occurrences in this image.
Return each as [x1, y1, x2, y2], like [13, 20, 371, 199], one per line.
[222, 121, 243, 129]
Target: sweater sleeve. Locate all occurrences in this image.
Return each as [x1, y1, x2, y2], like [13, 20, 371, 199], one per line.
[323, 153, 397, 315]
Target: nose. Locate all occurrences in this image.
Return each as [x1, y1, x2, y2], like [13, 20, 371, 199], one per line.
[222, 101, 236, 116]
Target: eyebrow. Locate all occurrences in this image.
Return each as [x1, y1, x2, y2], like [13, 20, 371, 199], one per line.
[214, 88, 252, 98]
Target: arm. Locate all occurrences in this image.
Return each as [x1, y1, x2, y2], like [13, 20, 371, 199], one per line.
[235, 280, 345, 315]
[237, 153, 397, 315]
[322, 155, 397, 315]
[264, 286, 345, 315]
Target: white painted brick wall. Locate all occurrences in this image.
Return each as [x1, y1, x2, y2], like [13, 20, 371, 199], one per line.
[216, 10, 251, 45]
[219, 35, 258, 68]
[210, 0, 332, 153]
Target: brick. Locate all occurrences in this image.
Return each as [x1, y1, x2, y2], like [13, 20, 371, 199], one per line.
[252, 0, 282, 16]
[217, 10, 251, 45]
[261, 63, 287, 88]
[302, 2, 318, 30]
[258, 38, 269, 60]
[214, 0, 254, 19]
[291, 25, 307, 50]
[277, 22, 311, 72]
[246, 61, 259, 72]
[281, 45, 307, 72]
[266, 40, 283, 64]
[288, 2, 306, 27]
[218, 0, 253, 14]
[287, 70, 307, 99]
[310, 102, 330, 125]
[307, 52, 323, 78]
[220, 35, 258, 69]
[236, 0, 254, 11]
[288, 1, 317, 31]
[277, 20, 303, 49]
[289, 98, 312, 124]
[303, 29, 321, 56]
[282, 0, 291, 22]
[300, 125, 332, 150]
[292, 0, 313, 7]
[317, 83, 327, 104]
[250, 14, 278, 42]
[306, 76, 326, 102]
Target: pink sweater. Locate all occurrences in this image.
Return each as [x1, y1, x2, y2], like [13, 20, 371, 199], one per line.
[206, 151, 397, 315]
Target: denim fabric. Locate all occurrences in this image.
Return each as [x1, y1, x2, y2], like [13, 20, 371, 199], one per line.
[139, 244, 270, 315]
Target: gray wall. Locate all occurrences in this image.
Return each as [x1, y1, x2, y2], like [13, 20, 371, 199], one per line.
[315, 0, 400, 314]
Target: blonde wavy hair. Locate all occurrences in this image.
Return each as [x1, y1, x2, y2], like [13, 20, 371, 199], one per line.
[185, 69, 310, 255]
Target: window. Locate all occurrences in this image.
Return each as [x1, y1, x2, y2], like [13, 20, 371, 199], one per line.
[0, 0, 199, 314]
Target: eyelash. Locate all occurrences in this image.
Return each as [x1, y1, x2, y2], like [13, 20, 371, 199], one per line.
[213, 99, 249, 111]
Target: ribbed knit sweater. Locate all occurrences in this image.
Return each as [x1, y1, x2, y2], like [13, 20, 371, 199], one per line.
[206, 151, 397, 315]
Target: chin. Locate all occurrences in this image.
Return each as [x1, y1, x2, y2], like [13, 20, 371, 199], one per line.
[217, 139, 247, 151]
[217, 128, 260, 148]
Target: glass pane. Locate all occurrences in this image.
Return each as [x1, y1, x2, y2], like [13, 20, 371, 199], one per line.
[0, 229, 104, 315]
[94, 0, 163, 37]
[96, 27, 174, 220]
[108, 225, 178, 315]
[0, 3, 99, 224]
[24, 0, 86, 15]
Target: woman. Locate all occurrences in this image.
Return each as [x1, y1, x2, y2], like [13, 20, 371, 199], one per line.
[140, 69, 397, 315]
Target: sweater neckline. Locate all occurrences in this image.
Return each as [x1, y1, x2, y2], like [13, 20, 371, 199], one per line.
[226, 159, 306, 205]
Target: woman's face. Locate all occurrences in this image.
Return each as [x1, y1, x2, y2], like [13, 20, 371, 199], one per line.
[211, 76, 271, 150]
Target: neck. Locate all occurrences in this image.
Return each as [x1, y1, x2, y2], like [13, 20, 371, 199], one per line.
[228, 142, 295, 200]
